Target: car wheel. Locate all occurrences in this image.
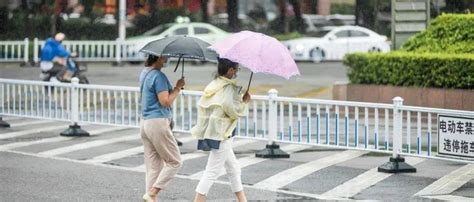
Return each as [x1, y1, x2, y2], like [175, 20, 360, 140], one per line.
[310, 48, 324, 63]
[369, 47, 381, 52]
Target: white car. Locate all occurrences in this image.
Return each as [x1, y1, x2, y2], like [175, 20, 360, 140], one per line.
[126, 22, 229, 52]
[282, 26, 390, 63]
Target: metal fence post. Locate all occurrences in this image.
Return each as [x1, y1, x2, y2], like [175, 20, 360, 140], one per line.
[0, 117, 10, 128]
[256, 89, 290, 158]
[60, 77, 89, 136]
[23, 38, 29, 65]
[33, 38, 39, 66]
[114, 38, 123, 66]
[378, 96, 416, 173]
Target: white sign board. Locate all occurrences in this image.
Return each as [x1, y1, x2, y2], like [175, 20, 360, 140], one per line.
[438, 115, 474, 159]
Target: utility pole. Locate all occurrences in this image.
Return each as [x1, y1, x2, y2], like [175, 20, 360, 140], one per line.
[118, 0, 126, 40]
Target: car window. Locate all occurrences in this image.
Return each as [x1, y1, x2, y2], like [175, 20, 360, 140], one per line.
[194, 27, 212, 34]
[306, 30, 330, 37]
[142, 24, 174, 36]
[173, 28, 188, 35]
[334, 30, 350, 38]
[350, 30, 369, 37]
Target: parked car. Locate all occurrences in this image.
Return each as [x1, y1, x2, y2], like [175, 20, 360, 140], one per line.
[282, 25, 390, 63]
[303, 14, 355, 33]
[126, 22, 229, 57]
[210, 13, 260, 31]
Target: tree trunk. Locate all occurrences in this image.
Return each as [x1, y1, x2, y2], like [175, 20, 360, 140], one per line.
[227, 0, 239, 32]
[83, 0, 94, 19]
[289, 0, 304, 33]
[373, 0, 379, 33]
[21, 0, 32, 39]
[148, 0, 158, 18]
[201, 0, 209, 22]
[52, 0, 67, 35]
[310, 0, 318, 14]
[277, 0, 288, 33]
[355, 0, 360, 25]
[183, 0, 190, 14]
[0, 3, 7, 36]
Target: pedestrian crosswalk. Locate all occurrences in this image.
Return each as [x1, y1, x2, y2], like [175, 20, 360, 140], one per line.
[254, 150, 367, 190]
[322, 157, 427, 198]
[0, 124, 68, 140]
[39, 133, 140, 156]
[1, 116, 473, 201]
[9, 119, 54, 127]
[415, 164, 474, 196]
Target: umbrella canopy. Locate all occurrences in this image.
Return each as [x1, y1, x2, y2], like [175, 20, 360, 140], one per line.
[140, 35, 218, 61]
[208, 31, 299, 80]
[140, 35, 219, 79]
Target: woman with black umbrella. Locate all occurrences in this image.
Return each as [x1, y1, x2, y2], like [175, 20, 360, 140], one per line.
[139, 55, 185, 202]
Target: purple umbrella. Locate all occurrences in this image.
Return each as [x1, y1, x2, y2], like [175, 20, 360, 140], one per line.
[209, 31, 300, 91]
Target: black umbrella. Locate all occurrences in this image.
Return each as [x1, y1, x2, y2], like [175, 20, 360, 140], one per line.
[139, 35, 218, 77]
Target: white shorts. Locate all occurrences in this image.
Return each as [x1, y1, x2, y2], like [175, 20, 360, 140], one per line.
[40, 61, 53, 71]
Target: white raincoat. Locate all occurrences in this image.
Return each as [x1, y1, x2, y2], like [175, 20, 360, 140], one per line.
[190, 76, 248, 141]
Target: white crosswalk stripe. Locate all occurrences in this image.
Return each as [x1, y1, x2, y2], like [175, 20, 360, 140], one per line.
[175, 135, 196, 144]
[86, 146, 144, 164]
[1, 116, 22, 121]
[180, 138, 257, 161]
[254, 150, 367, 190]
[415, 164, 474, 196]
[0, 125, 68, 140]
[421, 195, 474, 201]
[0, 126, 127, 151]
[85, 135, 196, 164]
[39, 133, 140, 156]
[0, 136, 69, 151]
[190, 144, 312, 179]
[132, 138, 258, 172]
[9, 119, 54, 127]
[322, 157, 426, 198]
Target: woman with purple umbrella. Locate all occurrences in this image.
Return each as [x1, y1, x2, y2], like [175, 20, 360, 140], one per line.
[191, 58, 251, 202]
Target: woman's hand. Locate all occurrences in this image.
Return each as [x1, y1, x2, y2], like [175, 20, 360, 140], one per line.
[243, 91, 251, 103]
[175, 77, 185, 89]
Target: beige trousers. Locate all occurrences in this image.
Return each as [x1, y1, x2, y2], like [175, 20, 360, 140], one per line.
[141, 118, 182, 191]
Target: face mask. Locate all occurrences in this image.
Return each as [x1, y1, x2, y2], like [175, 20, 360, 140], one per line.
[162, 59, 170, 68]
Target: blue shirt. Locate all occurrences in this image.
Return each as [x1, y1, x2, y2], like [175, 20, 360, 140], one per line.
[41, 38, 69, 61]
[139, 68, 173, 120]
[40, 38, 76, 72]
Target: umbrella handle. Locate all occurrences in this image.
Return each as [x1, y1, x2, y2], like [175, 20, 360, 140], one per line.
[174, 56, 182, 73]
[246, 72, 253, 93]
[181, 58, 185, 90]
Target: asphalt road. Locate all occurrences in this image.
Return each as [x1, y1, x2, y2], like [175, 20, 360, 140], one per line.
[0, 61, 349, 98]
[0, 116, 473, 201]
[1, 62, 473, 201]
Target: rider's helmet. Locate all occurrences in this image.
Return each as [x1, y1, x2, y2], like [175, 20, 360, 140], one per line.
[54, 33, 65, 43]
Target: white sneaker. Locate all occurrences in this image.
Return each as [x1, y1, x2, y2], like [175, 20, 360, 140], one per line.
[50, 77, 61, 84]
[142, 193, 155, 202]
[39, 72, 49, 80]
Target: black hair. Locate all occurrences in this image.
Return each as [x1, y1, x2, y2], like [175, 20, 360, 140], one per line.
[216, 57, 238, 78]
[145, 55, 159, 67]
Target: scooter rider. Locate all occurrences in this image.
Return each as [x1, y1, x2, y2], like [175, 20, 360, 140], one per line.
[40, 33, 77, 82]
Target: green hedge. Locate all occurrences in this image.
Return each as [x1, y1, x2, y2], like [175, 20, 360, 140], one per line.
[345, 14, 474, 89]
[344, 52, 474, 89]
[401, 13, 474, 54]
